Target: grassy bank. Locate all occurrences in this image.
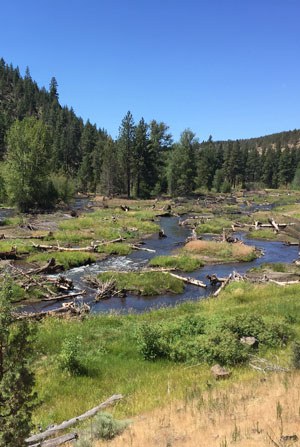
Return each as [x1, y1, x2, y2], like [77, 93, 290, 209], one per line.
[97, 271, 184, 295]
[32, 280, 300, 429]
[183, 239, 258, 262]
[148, 255, 204, 272]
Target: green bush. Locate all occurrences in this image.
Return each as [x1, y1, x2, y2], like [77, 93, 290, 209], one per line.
[137, 316, 249, 365]
[136, 323, 166, 360]
[58, 336, 83, 375]
[220, 314, 290, 348]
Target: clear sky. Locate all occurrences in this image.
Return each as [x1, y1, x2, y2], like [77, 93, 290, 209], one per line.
[1, 0, 300, 141]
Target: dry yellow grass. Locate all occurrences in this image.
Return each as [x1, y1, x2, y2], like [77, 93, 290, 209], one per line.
[91, 372, 300, 447]
[184, 240, 256, 262]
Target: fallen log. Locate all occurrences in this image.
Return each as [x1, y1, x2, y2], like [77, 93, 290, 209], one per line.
[29, 432, 78, 447]
[213, 274, 232, 297]
[14, 302, 90, 321]
[25, 394, 124, 444]
[129, 244, 156, 253]
[206, 274, 226, 286]
[41, 290, 86, 302]
[27, 258, 64, 275]
[268, 279, 300, 286]
[166, 272, 206, 288]
[32, 243, 97, 252]
[268, 217, 280, 232]
[249, 355, 290, 373]
[33, 238, 126, 253]
[253, 221, 294, 231]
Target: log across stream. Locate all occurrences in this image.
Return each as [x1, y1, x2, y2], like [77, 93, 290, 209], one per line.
[19, 216, 299, 315]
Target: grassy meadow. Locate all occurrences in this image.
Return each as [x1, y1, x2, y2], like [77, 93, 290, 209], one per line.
[32, 280, 300, 432]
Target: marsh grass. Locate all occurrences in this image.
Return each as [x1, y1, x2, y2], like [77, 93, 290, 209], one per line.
[27, 251, 98, 269]
[55, 209, 158, 245]
[184, 240, 257, 262]
[97, 243, 132, 256]
[247, 228, 279, 240]
[148, 255, 204, 272]
[196, 217, 233, 235]
[0, 238, 37, 253]
[97, 271, 184, 295]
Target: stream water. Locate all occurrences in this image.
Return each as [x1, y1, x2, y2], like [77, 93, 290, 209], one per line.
[19, 214, 299, 315]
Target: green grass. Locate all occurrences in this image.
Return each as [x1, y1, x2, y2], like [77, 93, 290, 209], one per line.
[195, 217, 233, 235]
[247, 229, 279, 240]
[97, 243, 132, 256]
[32, 280, 300, 428]
[149, 255, 204, 272]
[97, 271, 184, 295]
[0, 239, 37, 254]
[27, 251, 98, 269]
[55, 209, 159, 246]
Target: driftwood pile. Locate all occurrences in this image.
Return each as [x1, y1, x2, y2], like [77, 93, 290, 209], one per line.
[84, 276, 126, 301]
[10, 263, 86, 302]
[14, 301, 90, 321]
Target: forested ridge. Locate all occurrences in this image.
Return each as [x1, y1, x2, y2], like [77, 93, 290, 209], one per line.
[1, 58, 300, 209]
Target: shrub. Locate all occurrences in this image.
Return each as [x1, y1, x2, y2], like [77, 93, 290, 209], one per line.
[136, 323, 166, 360]
[221, 314, 290, 348]
[92, 412, 128, 440]
[58, 336, 83, 375]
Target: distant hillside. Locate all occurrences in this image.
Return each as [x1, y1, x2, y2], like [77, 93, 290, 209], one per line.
[1, 57, 300, 200]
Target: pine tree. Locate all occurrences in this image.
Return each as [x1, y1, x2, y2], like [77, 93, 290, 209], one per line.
[134, 118, 150, 197]
[49, 76, 59, 101]
[117, 111, 135, 198]
[167, 129, 197, 195]
[100, 137, 121, 195]
[0, 279, 36, 447]
[148, 120, 172, 194]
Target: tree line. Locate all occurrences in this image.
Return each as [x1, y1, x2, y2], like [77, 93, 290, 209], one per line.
[1, 58, 300, 210]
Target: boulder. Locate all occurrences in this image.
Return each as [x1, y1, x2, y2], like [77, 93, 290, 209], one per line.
[211, 364, 231, 380]
[240, 336, 258, 348]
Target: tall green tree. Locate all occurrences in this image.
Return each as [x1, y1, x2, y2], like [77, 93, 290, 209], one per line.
[167, 129, 198, 196]
[0, 279, 36, 447]
[148, 120, 172, 194]
[118, 111, 135, 198]
[134, 118, 150, 197]
[100, 137, 121, 195]
[5, 117, 55, 211]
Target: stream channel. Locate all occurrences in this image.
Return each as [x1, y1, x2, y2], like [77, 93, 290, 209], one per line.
[19, 213, 299, 315]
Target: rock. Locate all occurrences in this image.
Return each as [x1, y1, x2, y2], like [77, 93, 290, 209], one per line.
[211, 364, 231, 380]
[158, 229, 167, 239]
[240, 336, 258, 348]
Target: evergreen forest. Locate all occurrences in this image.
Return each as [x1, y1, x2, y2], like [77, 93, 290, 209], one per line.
[1, 58, 300, 210]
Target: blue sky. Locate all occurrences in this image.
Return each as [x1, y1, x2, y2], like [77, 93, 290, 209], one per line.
[1, 0, 300, 141]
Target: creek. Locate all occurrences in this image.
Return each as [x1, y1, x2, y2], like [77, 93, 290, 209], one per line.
[20, 214, 299, 314]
